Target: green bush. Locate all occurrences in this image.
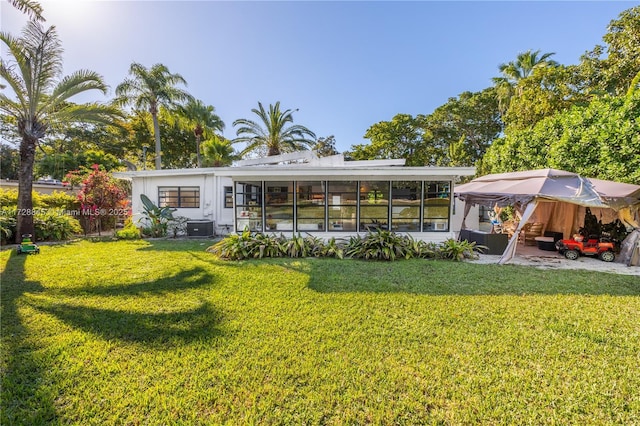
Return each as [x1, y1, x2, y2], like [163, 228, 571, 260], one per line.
[40, 190, 79, 210]
[0, 208, 16, 242]
[33, 209, 82, 241]
[344, 229, 414, 261]
[319, 237, 345, 259]
[438, 238, 485, 261]
[208, 231, 486, 262]
[115, 220, 141, 240]
[0, 188, 18, 206]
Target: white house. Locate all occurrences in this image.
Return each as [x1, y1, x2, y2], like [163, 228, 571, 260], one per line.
[114, 152, 475, 241]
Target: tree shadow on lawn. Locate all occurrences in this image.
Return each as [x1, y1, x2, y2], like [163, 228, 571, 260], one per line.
[28, 265, 226, 346]
[1, 251, 59, 424]
[30, 299, 223, 347]
[58, 266, 219, 297]
[296, 259, 640, 296]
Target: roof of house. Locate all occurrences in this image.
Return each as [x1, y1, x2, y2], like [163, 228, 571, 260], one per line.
[114, 152, 475, 181]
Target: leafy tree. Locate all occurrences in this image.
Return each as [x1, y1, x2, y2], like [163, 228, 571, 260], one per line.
[233, 101, 316, 157]
[177, 99, 225, 167]
[115, 63, 193, 169]
[0, 144, 20, 180]
[36, 148, 121, 180]
[313, 135, 339, 157]
[201, 135, 236, 167]
[579, 6, 640, 96]
[0, 21, 122, 241]
[422, 88, 501, 166]
[349, 114, 424, 165]
[352, 90, 500, 167]
[501, 65, 587, 131]
[128, 108, 202, 169]
[67, 164, 129, 235]
[493, 49, 559, 114]
[482, 91, 640, 183]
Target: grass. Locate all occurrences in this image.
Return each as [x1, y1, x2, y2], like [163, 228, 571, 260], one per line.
[1, 239, 639, 425]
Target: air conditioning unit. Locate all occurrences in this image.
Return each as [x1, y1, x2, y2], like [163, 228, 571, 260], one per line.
[434, 222, 447, 231]
[187, 220, 214, 237]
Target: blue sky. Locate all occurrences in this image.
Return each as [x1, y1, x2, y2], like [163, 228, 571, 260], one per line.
[1, 1, 635, 153]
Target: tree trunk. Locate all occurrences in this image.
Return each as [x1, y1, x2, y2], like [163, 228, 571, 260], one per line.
[16, 135, 37, 243]
[267, 146, 280, 156]
[196, 135, 201, 168]
[152, 112, 162, 170]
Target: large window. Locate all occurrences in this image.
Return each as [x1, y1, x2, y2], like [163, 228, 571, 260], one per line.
[231, 179, 452, 233]
[327, 181, 358, 231]
[423, 181, 450, 231]
[296, 181, 326, 231]
[359, 181, 389, 231]
[235, 182, 262, 231]
[265, 181, 294, 231]
[391, 181, 421, 232]
[158, 186, 200, 208]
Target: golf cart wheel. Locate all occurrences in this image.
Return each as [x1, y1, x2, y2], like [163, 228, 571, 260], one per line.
[599, 251, 615, 262]
[564, 249, 579, 260]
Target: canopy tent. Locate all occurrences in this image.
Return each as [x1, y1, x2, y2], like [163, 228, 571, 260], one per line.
[455, 169, 640, 264]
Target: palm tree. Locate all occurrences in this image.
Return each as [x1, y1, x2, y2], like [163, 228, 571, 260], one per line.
[492, 49, 559, 113]
[497, 49, 559, 83]
[233, 101, 316, 157]
[202, 136, 236, 167]
[0, 21, 122, 241]
[177, 99, 224, 167]
[115, 63, 193, 169]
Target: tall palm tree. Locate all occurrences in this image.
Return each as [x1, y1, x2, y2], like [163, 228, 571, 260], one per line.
[492, 49, 559, 113]
[115, 63, 193, 169]
[177, 99, 225, 167]
[0, 21, 122, 241]
[233, 101, 316, 157]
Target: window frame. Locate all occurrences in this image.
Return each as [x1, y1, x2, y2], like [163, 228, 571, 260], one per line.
[158, 186, 200, 208]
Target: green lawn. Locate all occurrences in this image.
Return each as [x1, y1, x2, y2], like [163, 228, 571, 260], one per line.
[2, 240, 639, 425]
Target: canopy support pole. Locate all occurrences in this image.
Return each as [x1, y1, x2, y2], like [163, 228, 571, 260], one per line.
[498, 200, 539, 264]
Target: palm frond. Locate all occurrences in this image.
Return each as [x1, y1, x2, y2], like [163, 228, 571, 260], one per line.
[9, 0, 45, 21]
[39, 70, 108, 113]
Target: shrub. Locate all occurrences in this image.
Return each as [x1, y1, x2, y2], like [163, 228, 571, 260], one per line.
[0, 188, 78, 210]
[208, 229, 266, 260]
[0, 188, 18, 206]
[437, 238, 485, 261]
[344, 229, 414, 261]
[116, 219, 141, 240]
[40, 190, 80, 210]
[140, 194, 175, 237]
[167, 216, 189, 238]
[319, 237, 345, 259]
[0, 208, 16, 242]
[208, 231, 486, 262]
[33, 209, 82, 241]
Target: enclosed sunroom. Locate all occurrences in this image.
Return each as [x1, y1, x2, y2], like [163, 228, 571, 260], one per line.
[115, 153, 474, 241]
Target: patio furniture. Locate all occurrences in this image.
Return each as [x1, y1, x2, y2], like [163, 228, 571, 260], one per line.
[534, 236, 556, 251]
[459, 229, 508, 255]
[521, 222, 544, 246]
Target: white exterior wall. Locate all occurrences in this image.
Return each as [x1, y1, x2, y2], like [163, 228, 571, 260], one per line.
[117, 164, 477, 240]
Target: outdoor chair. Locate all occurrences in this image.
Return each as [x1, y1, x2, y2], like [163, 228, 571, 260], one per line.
[521, 222, 545, 245]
